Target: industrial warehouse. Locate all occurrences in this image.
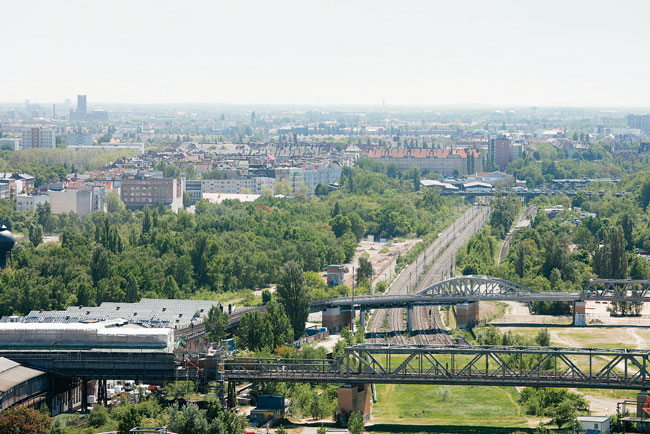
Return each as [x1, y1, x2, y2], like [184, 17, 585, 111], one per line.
[0, 298, 223, 416]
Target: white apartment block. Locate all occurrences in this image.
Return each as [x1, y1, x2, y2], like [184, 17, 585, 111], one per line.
[20, 127, 56, 150]
[275, 162, 342, 194]
[201, 177, 275, 195]
[16, 194, 50, 212]
[66, 132, 93, 147]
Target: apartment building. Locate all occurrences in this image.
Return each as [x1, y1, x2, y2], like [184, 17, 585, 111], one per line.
[364, 149, 482, 177]
[201, 177, 275, 195]
[0, 173, 35, 199]
[16, 194, 50, 212]
[274, 161, 341, 193]
[66, 132, 93, 147]
[121, 177, 184, 212]
[20, 127, 56, 149]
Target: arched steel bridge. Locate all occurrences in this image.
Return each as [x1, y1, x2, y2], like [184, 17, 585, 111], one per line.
[309, 275, 650, 311]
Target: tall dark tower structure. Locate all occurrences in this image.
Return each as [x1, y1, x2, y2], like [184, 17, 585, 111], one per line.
[77, 95, 87, 114]
[0, 225, 15, 269]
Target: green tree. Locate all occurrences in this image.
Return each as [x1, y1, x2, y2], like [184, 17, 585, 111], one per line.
[183, 192, 193, 208]
[28, 223, 43, 247]
[105, 190, 126, 213]
[410, 166, 421, 191]
[550, 399, 579, 429]
[117, 406, 142, 434]
[347, 212, 366, 241]
[166, 403, 208, 434]
[88, 404, 109, 427]
[35, 202, 52, 232]
[264, 300, 293, 349]
[314, 183, 329, 196]
[0, 406, 51, 434]
[330, 214, 352, 238]
[205, 305, 229, 343]
[535, 328, 550, 347]
[357, 257, 373, 284]
[163, 275, 180, 299]
[237, 310, 267, 351]
[276, 261, 310, 340]
[347, 411, 365, 434]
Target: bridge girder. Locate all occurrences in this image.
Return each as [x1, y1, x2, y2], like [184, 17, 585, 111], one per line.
[417, 275, 538, 298]
[223, 344, 650, 390]
[583, 279, 650, 302]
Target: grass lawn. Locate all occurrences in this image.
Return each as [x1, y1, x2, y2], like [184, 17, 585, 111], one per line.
[371, 384, 535, 430]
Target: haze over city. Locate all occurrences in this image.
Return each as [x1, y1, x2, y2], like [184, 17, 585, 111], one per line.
[5, 2, 650, 434]
[3, 0, 650, 106]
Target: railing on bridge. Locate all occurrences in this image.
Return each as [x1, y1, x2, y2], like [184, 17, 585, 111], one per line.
[222, 344, 650, 390]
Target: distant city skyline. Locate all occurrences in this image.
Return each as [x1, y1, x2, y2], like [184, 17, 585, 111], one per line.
[2, 0, 650, 106]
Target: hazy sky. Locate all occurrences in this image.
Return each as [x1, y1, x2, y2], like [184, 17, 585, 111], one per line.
[2, 0, 650, 106]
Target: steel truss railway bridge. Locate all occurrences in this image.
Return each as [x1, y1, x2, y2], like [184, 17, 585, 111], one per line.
[312, 276, 650, 330]
[5, 343, 650, 391]
[223, 344, 650, 390]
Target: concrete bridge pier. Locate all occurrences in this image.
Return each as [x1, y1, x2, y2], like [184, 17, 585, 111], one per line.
[322, 306, 354, 333]
[407, 307, 413, 333]
[81, 378, 88, 411]
[574, 301, 586, 326]
[456, 302, 479, 329]
[338, 384, 371, 421]
[637, 391, 649, 419]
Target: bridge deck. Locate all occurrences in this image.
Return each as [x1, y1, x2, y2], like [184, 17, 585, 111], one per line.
[222, 344, 650, 390]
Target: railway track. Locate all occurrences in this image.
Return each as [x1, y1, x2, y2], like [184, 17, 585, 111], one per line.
[412, 206, 490, 344]
[367, 205, 490, 344]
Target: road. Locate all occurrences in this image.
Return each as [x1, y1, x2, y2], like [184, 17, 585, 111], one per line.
[367, 205, 490, 344]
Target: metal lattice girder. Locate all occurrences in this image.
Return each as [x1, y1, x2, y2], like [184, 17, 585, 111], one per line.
[582, 279, 650, 302]
[417, 275, 539, 297]
[310, 277, 650, 312]
[221, 344, 650, 390]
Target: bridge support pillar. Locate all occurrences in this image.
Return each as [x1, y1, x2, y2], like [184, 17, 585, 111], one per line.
[322, 307, 353, 333]
[338, 384, 371, 421]
[457, 302, 479, 329]
[637, 391, 649, 419]
[573, 301, 586, 326]
[407, 307, 413, 333]
[81, 379, 88, 411]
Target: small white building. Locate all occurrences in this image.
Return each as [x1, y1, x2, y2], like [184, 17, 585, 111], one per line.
[576, 416, 610, 434]
[16, 194, 49, 212]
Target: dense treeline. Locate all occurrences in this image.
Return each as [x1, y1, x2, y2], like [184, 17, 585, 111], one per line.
[459, 173, 650, 315]
[0, 166, 461, 317]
